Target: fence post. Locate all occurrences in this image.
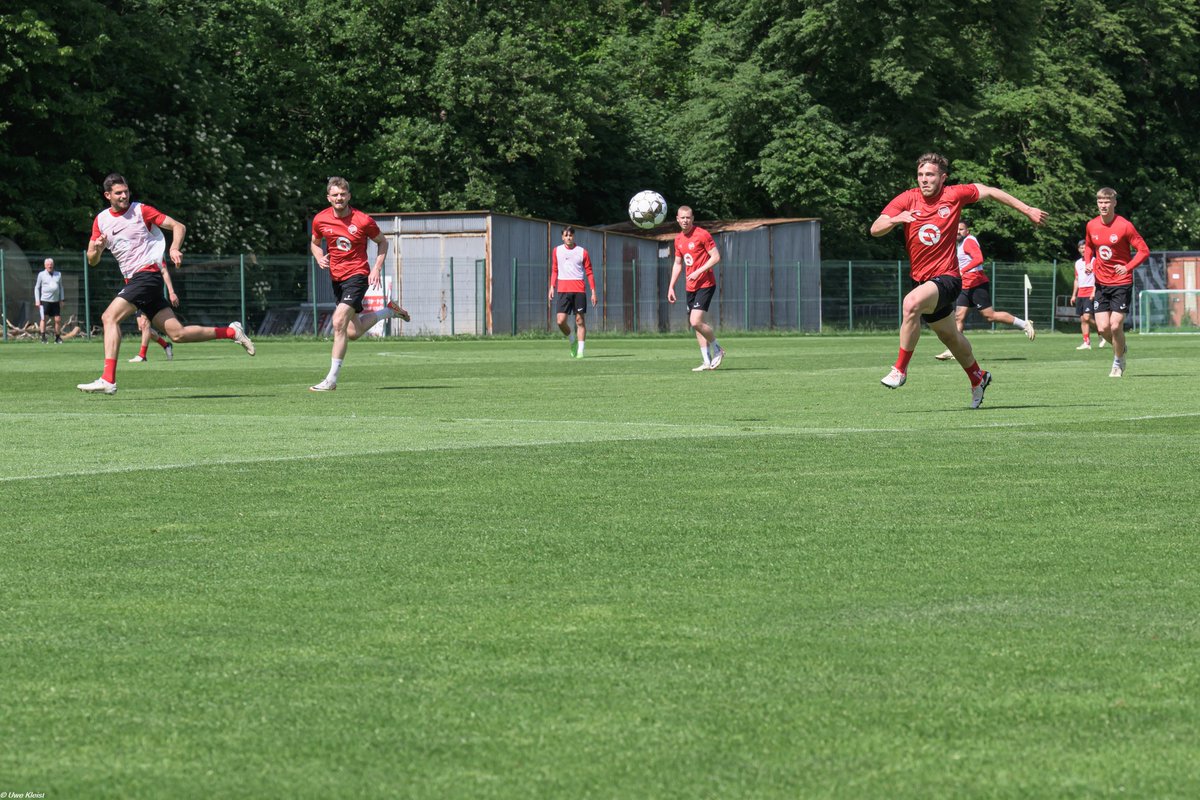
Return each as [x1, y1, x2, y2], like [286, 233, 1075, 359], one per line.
[848, 260, 854, 332]
[1, 249, 6, 342]
[990, 261, 997, 331]
[897, 261, 903, 328]
[239, 253, 247, 331]
[743, 261, 749, 330]
[310, 255, 318, 336]
[1050, 259, 1057, 332]
[511, 258, 517, 336]
[797, 261, 802, 330]
[83, 252, 91, 338]
[632, 258, 638, 333]
[449, 257, 456, 336]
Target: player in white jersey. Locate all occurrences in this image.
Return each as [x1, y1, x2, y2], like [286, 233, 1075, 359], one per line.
[77, 174, 254, 394]
[1070, 239, 1099, 349]
[933, 221, 1036, 360]
[548, 227, 597, 358]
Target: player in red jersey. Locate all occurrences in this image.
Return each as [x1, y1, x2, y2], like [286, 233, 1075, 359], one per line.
[933, 221, 1036, 360]
[870, 153, 1046, 408]
[308, 177, 409, 392]
[548, 226, 596, 358]
[1069, 239, 1099, 350]
[1083, 187, 1147, 377]
[77, 174, 255, 395]
[667, 206, 725, 371]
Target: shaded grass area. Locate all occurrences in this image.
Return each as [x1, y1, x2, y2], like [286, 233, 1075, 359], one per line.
[2, 334, 1198, 798]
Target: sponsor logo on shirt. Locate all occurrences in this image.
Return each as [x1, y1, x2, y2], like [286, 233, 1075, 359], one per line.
[335, 236, 352, 252]
[918, 224, 941, 246]
[1099, 245, 1113, 260]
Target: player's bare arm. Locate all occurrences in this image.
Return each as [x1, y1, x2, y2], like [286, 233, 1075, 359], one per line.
[368, 233, 388, 288]
[667, 258, 683, 303]
[87, 234, 107, 266]
[974, 185, 1048, 225]
[161, 262, 181, 307]
[160, 216, 187, 267]
[310, 236, 330, 270]
[870, 210, 917, 237]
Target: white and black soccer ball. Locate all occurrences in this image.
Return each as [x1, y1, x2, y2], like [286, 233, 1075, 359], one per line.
[628, 190, 668, 229]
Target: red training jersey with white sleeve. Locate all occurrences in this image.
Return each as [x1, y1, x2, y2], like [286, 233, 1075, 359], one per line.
[1084, 215, 1147, 287]
[674, 226, 718, 291]
[1074, 258, 1095, 298]
[311, 207, 381, 281]
[881, 183, 981, 282]
[90, 202, 167, 280]
[551, 244, 594, 293]
[956, 234, 987, 289]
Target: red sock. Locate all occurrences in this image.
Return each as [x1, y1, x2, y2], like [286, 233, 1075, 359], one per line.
[156, 336, 170, 349]
[102, 358, 117, 384]
[964, 360, 984, 387]
[894, 348, 914, 373]
[214, 326, 234, 339]
[1083, 333, 1090, 343]
[138, 344, 149, 358]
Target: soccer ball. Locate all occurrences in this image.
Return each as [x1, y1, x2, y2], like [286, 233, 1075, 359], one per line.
[628, 190, 668, 229]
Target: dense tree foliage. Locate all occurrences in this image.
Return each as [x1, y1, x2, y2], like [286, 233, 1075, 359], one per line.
[2, 0, 1197, 258]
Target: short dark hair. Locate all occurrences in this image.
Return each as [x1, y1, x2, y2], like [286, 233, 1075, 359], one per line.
[327, 176, 350, 193]
[1077, 239, 1086, 248]
[103, 173, 127, 193]
[563, 226, 575, 235]
[917, 153, 949, 174]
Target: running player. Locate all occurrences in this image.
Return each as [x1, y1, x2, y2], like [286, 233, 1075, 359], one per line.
[666, 206, 725, 371]
[1069, 239, 1098, 350]
[308, 176, 409, 392]
[548, 226, 596, 358]
[933, 221, 1036, 360]
[871, 153, 1047, 407]
[78, 174, 254, 394]
[1084, 187, 1147, 376]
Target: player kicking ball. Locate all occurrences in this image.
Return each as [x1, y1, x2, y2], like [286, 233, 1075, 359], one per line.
[308, 177, 409, 392]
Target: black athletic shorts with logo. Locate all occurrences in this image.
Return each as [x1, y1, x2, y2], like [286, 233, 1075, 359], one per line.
[955, 283, 993, 310]
[914, 274, 962, 324]
[1075, 295, 1095, 316]
[686, 286, 715, 312]
[556, 292, 587, 315]
[333, 273, 370, 313]
[117, 269, 170, 319]
[42, 301, 62, 317]
[1094, 283, 1132, 314]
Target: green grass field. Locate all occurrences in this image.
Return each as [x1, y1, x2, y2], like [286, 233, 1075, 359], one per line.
[2, 331, 1198, 798]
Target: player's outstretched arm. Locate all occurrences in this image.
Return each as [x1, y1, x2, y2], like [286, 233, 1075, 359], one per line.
[870, 211, 916, 237]
[975, 185, 1047, 226]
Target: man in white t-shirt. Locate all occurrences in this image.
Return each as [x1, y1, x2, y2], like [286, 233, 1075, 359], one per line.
[1070, 239, 1100, 350]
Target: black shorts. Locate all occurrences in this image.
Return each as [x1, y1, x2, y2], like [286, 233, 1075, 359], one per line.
[42, 301, 62, 317]
[1075, 295, 1095, 316]
[913, 274, 961, 324]
[686, 286, 715, 312]
[333, 273, 369, 313]
[1094, 283, 1132, 314]
[556, 292, 587, 315]
[955, 283, 992, 310]
[116, 270, 170, 319]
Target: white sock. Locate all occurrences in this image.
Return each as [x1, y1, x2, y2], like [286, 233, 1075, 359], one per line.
[1012, 317, 1027, 328]
[326, 358, 343, 383]
[700, 344, 711, 366]
[576, 340, 585, 355]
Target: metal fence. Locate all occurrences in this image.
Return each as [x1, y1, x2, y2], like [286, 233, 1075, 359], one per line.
[1, 248, 1164, 340]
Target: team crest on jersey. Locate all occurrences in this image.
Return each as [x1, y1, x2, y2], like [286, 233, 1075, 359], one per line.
[348, 224, 358, 235]
[917, 224, 941, 246]
[938, 206, 950, 218]
[1109, 234, 1118, 243]
[335, 236, 352, 252]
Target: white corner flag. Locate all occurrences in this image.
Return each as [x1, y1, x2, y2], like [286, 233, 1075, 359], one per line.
[1023, 273, 1032, 321]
